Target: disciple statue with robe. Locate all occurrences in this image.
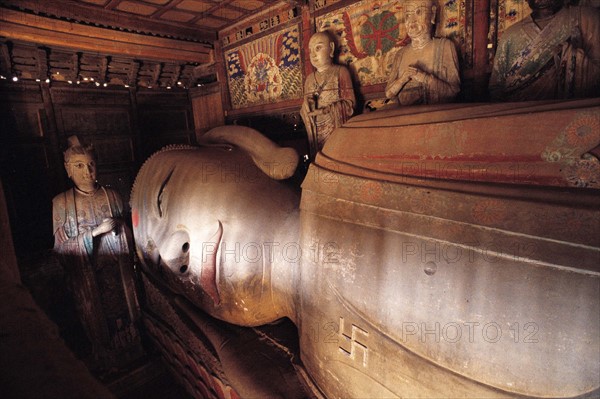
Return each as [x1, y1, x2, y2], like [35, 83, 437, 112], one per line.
[52, 136, 142, 371]
[489, 0, 600, 101]
[300, 31, 356, 159]
[385, 0, 461, 106]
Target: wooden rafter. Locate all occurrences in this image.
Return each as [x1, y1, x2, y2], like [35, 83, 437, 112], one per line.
[35, 47, 48, 79]
[151, 63, 162, 88]
[128, 61, 140, 86]
[0, 42, 13, 77]
[99, 56, 109, 84]
[71, 53, 80, 81]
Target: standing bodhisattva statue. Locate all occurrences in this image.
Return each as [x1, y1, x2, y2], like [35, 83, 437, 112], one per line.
[489, 0, 600, 101]
[385, 0, 461, 106]
[52, 136, 142, 371]
[300, 31, 356, 159]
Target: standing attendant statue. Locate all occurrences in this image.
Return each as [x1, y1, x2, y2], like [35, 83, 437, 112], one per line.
[300, 31, 356, 159]
[489, 0, 600, 101]
[385, 0, 460, 106]
[52, 136, 142, 371]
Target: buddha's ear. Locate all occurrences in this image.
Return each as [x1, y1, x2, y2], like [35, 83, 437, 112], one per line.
[431, 5, 437, 25]
[329, 41, 335, 58]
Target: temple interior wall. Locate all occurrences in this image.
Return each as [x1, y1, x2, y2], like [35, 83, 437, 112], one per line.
[0, 0, 598, 395]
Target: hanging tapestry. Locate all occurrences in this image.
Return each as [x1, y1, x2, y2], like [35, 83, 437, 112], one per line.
[497, 0, 531, 37]
[225, 25, 302, 109]
[316, 0, 469, 86]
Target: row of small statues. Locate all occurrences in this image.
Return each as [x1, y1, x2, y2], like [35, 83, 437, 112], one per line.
[301, 0, 600, 157]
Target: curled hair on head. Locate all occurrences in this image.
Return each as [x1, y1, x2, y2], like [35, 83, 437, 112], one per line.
[63, 135, 96, 163]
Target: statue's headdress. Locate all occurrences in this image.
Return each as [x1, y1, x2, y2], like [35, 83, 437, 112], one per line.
[63, 135, 96, 163]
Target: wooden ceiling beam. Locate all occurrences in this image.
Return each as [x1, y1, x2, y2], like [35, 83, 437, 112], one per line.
[1, 0, 216, 42]
[0, 9, 213, 64]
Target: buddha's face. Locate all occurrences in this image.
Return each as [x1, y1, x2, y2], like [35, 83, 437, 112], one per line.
[66, 153, 97, 192]
[405, 1, 434, 39]
[309, 33, 334, 71]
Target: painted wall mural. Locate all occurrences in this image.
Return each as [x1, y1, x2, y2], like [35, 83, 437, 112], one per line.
[315, 0, 469, 87]
[497, 0, 531, 35]
[225, 25, 302, 110]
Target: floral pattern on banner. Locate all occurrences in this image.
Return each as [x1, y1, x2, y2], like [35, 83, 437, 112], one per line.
[541, 112, 600, 188]
[225, 26, 302, 109]
[316, 0, 468, 86]
[497, 0, 531, 38]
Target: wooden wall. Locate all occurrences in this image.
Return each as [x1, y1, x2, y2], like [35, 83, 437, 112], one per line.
[0, 81, 194, 258]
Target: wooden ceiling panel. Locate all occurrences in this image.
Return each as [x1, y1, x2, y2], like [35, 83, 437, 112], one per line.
[161, 10, 196, 22]
[215, 7, 244, 20]
[3, 0, 300, 42]
[230, 0, 266, 11]
[195, 17, 228, 29]
[115, 1, 159, 16]
[176, 0, 213, 13]
[0, 0, 215, 42]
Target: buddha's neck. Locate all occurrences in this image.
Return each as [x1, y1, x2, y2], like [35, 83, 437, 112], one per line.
[531, 5, 562, 27]
[76, 185, 98, 195]
[316, 64, 333, 73]
[532, 13, 557, 29]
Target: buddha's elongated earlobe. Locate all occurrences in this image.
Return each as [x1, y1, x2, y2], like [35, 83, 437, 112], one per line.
[329, 42, 335, 58]
[431, 5, 437, 25]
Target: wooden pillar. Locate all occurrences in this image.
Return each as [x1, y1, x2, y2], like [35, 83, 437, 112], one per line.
[471, 0, 491, 100]
[128, 86, 142, 166]
[190, 82, 224, 142]
[214, 39, 230, 121]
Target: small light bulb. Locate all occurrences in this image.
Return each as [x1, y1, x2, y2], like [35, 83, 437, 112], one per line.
[35, 78, 41, 82]
[124, 84, 129, 88]
[83, 77, 89, 81]
[45, 78, 50, 83]
[12, 76, 18, 82]
[103, 83, 107, 87]
[68, 80, 73, 84]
